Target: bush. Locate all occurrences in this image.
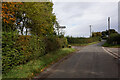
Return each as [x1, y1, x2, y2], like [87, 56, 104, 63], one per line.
[59, 37, 68, 48]
[43, 36, 68, 53]
[107, 33, 120, 45]
[2, 33, 68, 74]
[2, 32, 46, 74]
[2, 31, 24, 73]
[28, 36, 45, 58]
[16, 35, 46, 60]
[43, 36, 61, 53]
[66, 37, 100, 44]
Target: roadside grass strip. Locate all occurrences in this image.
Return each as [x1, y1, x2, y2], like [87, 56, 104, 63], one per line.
[2, 48, 75, 78]
[102, 42, 120, 48]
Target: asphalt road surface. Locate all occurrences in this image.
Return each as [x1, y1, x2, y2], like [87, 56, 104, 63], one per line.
[38, 41, 119, 78]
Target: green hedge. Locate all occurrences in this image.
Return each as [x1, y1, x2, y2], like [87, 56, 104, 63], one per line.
[25, 36, 45, 60]
[43, 36, 61, 53]
[2, 31, 24, 73]
[2, 32, 67, 74]
[59, 37, 68, 48]
[43, 36, 68, 53]
[107, 33, 120, 45]
[66, 37, 100, 44]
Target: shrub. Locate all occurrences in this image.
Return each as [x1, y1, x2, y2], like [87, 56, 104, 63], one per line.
[107, 33, 120, 45]
[2, 32, 46, 74]
[2, 33, 68, 74]
[59, 37, 68, 48]
[27, 36, 45, 59]
[2, 31, 24, 73]
[43, 36, 61, 53]
[66, 37, 100, 44]
[43, 36, 68, 53]
[16, 35, 46, 61]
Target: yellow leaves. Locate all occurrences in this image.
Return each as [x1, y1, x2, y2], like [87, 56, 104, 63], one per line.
[9, 18, 15, 21]
[41, 69, 43, 72]
[3, 17, 16, 24]
[2, 2, 23, 24]
[1, 11, 4, 13]
[6, 21, 8, 23]
[3, 19, 9, 23]
[12, 12, 15, 14]
[3, 19, 6, 22]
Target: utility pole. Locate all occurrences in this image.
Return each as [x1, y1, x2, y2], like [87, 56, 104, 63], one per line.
[108, 17, 110, 30]
[108, 17, 110, 36]
[90, 25, 92, 37]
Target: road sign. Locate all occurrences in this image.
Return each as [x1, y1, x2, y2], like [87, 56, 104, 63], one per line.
[56, 26, 66, 29]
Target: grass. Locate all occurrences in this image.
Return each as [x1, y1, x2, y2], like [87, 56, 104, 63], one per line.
[2, 48, 75, 78]
[102, 42, 120, 48]
[70, 41, 100, 46]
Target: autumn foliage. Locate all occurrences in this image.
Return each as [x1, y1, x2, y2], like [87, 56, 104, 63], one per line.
[2, 2, 22, 31]
[2, 2, 68, 74]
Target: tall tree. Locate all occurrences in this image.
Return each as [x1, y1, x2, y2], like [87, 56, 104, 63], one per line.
[20, 2, 56, 36]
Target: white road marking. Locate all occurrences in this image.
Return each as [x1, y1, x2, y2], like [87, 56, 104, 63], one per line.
[102, 47, 118, 59]
[106, 48, 119, 57]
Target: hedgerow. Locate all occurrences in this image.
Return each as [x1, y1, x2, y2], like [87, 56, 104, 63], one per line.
[2, 31, 24, 73]
[2, 31, 67, 74]
[107, 33, 120, 45]
[43, 36, 68, 53]
[66, 37, 100, 44]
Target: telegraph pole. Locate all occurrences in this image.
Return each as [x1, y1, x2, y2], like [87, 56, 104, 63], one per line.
[108, 17, 110, 30]
[108, 17, 110, 36]
[90, 25, 92, 37]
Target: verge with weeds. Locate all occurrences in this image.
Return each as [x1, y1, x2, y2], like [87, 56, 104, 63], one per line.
[3, 48, 75, 78]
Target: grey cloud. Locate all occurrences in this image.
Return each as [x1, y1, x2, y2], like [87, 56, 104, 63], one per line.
[53, 2, 118, 37]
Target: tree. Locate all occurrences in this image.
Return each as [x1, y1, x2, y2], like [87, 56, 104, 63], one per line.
[2, 2, 57, 36]
[2, 2, 22, 32]
[19, 2, 56, 36]
[101, 29, 118, 39]
[92, 32, 102, 37]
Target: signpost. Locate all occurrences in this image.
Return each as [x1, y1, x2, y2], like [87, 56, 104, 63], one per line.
[56, 26, 66, 36]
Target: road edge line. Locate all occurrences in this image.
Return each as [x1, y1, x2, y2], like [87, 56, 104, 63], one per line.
[102, 47, 118, 59]
[106, 48, 119, 57]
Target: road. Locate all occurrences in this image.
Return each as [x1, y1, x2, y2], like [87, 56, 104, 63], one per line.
[36, 41, 119, 78]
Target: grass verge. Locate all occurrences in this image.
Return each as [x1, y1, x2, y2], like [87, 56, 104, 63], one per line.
[70, 41, 100, 46]
[102, 42, 120, 48]
[2, 48, 75, 78]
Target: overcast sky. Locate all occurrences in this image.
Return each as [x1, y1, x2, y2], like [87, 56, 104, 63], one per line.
[52, 1, 118, 37]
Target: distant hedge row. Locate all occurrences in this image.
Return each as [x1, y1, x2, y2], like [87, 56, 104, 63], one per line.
[2, 31, 68, 73]
[66, 37, 100, 44]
